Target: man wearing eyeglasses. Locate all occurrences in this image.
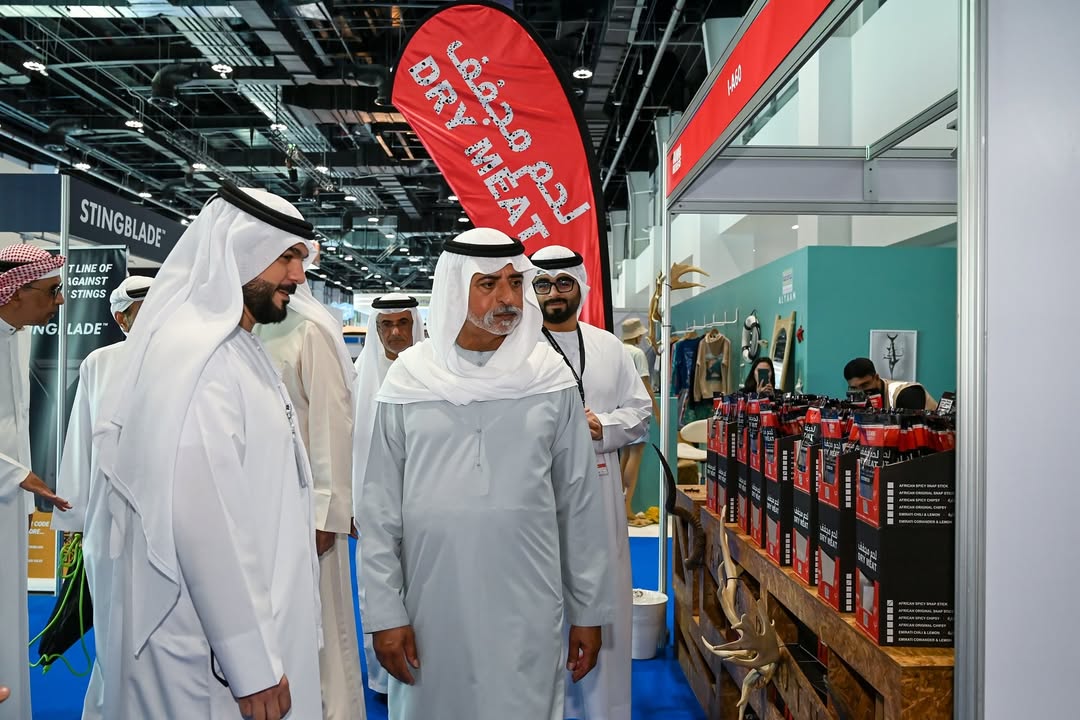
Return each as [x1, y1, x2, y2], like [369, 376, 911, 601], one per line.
[530, 245, 651, 720]
[0, 244, 73, 720]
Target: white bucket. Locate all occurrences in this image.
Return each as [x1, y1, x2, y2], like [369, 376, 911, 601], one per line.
[631, 589, 668, 660]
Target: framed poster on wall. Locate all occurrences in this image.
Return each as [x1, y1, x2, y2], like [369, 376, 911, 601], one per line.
[870, 329, 917, 382]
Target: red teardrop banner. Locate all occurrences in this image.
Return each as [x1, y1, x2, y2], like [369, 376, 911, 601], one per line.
[391, 1, 612, 329]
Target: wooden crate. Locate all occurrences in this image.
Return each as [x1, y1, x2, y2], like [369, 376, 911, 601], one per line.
[673, 489, 954, 720]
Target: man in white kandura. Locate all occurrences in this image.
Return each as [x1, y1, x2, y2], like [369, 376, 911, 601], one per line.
[89, 184, 322, 720]
[0, 244, 72, 720]
[255, 274, 364, 719]
[53, 274, 153, 720]
[358, 228, 617, 720]
[531, 245, 651, 720]
[351, 293, 424, 702]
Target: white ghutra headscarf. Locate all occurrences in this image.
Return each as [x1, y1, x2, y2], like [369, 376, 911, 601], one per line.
[376, 228, 576, 406]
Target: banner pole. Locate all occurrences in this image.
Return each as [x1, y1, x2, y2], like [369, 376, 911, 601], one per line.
[658, 142, 672, 602]
[55, 175, 70, 487]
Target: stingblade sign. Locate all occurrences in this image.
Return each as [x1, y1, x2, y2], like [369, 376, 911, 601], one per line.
[392, 1, 611, 328]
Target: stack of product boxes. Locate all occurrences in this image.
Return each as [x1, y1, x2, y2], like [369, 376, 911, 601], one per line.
[853, 412, 956, 646]
[697, 386, 956, 649]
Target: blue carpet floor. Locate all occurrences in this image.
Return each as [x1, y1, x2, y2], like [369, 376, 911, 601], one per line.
[26, 536, 704, 720]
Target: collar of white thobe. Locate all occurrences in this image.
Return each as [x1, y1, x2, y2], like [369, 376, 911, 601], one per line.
[0, 316, 16, 336]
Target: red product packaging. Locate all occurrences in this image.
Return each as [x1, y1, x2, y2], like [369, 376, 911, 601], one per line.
[855, 414, 902, 528]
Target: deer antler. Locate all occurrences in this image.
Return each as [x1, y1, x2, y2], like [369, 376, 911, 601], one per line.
[670, 262, 709, 291]
[701, 529, 782, 720]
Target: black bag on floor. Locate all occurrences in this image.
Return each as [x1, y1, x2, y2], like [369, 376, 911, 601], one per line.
[35, 533, 94, 667]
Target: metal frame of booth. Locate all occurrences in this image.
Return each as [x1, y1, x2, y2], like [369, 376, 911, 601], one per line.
[651, 1, 973, 716]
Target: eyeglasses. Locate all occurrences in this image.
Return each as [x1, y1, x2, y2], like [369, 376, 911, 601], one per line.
[533, 277, 576, 295]
[22, 283, 63, 299]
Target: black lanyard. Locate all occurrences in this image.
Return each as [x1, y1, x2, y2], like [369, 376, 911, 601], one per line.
[542, 325, 586, 406]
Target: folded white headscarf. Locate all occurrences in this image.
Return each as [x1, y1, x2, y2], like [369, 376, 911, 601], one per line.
[377, 228, 575, 406]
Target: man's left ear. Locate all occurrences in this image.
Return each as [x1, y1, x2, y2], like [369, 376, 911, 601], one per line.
[114, 311, 128, 333]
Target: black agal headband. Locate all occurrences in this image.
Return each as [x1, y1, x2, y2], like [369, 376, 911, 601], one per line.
[372, 295, 419, 310]
[530, 251, 584, 271]
[209, 181, 316, 241]
[443, 236, 526, 258]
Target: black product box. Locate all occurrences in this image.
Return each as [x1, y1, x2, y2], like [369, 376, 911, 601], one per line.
[817, 451, 857, 613]
[765, 434, 798, 566]
[749, 466, 766, 549]
[855, 451, 956, 646]
[737, 448, 752, 535]
[717, 425, 739, 523]
[793, 445, 820, 585]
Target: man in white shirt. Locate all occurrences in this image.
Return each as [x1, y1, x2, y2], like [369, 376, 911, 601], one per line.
[88, 184, 323, 720]
[531, 245, 651, 720]
[0, 244, 73, 720]
[53, 274, 152, 719]
[351, 293, 424, 701]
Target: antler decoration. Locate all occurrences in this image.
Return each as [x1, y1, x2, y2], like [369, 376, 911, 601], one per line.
[646, 263, 710, 352]
[702, 530, 781, 720]
[652, 444, 705, 569]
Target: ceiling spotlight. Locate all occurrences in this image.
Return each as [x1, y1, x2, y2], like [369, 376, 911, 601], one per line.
[125, 118, 144, 130]
[384, 232, 394, 239]
[393, 286, 401, 290]
[457, 216, 469, 223]
[447, 194, 458, 202]
[373, 273, 382, 279]
[270, 122, 287, 133]
[211, 63, 233, 78]
[409, 256, 422, 263]
[572, 66, 593, 80]
[361, 265, 369, 271]
[343, 255, 354, 261]
[181, 219, 190, 226]
[191, 162, 208, 171]
[344, 194, 357, 202]
[791, 224, 799, 230]
[73, 161, 91, 171]
[138, 191, 152, 199]
[315, 165, 329, 173]
[187, 214, 197, 220]
[23, 59, 47, 76]
[384, 281, 393, 286]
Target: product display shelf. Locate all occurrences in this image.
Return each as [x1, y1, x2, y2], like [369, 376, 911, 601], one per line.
[673, 487, 955, 720]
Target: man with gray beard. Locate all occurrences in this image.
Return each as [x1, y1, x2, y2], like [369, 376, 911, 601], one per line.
[358, 228, 616, 720]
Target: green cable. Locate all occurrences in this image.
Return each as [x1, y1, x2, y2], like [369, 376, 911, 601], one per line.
[27, 534, 94, 677]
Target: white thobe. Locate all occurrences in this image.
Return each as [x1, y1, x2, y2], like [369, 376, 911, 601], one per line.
[359, 351, 617, 720]
[0, 318, 33, 720]
[544, 324, 651, 720]
[256, 312, 365, 719]
[89, 329, 322, 718]
[52, 341, 127, 720]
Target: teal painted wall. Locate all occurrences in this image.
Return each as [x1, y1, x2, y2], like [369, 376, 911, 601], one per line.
[670, 249, 810, 394]
[805, 246, 957, 398]
[667, 245, 957, 400]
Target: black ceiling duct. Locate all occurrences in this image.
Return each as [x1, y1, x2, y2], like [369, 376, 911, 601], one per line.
[341, 210, 354, 232]
[150, 64, 201, 108]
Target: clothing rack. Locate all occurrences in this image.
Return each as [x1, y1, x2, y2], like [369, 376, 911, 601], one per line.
[681, 309, 739, 333]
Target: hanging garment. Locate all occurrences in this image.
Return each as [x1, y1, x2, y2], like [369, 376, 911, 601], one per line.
[693, 331, 732, 401]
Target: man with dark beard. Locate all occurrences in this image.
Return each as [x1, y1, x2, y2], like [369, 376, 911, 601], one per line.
[531, 245, 651, 720]
[86, 185, 323, 720]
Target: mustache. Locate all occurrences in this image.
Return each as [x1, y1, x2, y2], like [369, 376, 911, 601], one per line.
[491, 304, 521, 316]
[277, 283, 298, 295]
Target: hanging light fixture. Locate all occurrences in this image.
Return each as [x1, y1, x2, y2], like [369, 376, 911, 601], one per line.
[191, 162, 208, 171]
[315, 165, 329, 173]
[270, 122, 288, 133]
[23, 59, 47, 76]
[125, 118, 144, 129]
[344, 194, 357, 201]
[211, 63, 233, 78]
[572, 67, 593, 80]
[138, 191, 152, 199]
[73, 161, 91, 171]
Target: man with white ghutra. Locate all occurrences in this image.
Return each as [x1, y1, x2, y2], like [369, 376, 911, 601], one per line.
[358, 228, 617, 720]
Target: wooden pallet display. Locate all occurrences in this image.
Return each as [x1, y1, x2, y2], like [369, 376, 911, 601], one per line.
[673, 488, 954, 720]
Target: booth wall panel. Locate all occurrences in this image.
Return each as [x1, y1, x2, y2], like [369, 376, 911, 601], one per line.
[805, 246, 957, 397]
[983, 1, 1080, 716]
